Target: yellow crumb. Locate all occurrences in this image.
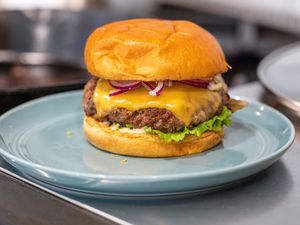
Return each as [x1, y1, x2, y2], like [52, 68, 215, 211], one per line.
[120, 159, 128, 164]
[66, 130, 74, 137]
[109, 154, 118, 158]
[226, 62, 232, 69]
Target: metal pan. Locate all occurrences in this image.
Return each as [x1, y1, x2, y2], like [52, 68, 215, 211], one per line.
[258, 42, 300, 115]
[0, 51, 89, 114]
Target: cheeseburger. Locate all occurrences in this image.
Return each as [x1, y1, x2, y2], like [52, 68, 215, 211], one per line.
[82, 18, 246, 157]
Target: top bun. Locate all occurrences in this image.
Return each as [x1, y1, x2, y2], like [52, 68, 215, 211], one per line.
[85, 18, 228, 81]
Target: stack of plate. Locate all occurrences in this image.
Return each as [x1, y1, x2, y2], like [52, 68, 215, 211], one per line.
[258, 42, 300, 116]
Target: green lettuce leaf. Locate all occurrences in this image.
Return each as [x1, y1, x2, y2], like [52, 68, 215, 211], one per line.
[112, 122, 133, 129]
[124, 124, 134, 128]
[144, 107, 232, 142]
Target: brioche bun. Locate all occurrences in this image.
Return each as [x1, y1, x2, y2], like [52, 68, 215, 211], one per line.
[85, 18, 228, 81]
[83, 116, 224, 158]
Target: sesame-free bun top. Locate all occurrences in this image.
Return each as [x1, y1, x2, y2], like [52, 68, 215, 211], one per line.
[85, 18, 228, 81]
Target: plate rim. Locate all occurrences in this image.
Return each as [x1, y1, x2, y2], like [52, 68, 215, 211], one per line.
[22, 172, 258, 197]
[257, 41, 300, 111]
[0, 91, 296, 181]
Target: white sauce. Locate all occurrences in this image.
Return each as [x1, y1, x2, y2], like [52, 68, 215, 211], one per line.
[118, 128, 146, 134]
[109, 124, 146, 134]
[208, 74, 228, 93]
[110, 124, 119, 130]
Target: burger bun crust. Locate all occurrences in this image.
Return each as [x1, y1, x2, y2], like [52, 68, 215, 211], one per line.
[84, 18, 228, 81]
[84, 116, 224, 158]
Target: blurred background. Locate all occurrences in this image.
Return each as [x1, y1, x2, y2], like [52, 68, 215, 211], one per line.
[0, 0, 299, 113]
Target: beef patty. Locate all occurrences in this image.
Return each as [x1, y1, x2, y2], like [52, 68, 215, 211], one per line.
[82, 78, 227, 133]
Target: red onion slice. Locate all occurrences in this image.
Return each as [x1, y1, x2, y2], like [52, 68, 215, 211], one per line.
[141, 82, 154, 91]
[108, 79, 209, 97]
[109, 80, 141, 90]
[164, 80, 172, 87]
[109, 89, 128, 97]
[149, 81, 164, 96]
[179, 80, 210, 88]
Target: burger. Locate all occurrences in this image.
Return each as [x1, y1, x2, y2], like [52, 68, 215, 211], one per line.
[82, 18, 246, 157]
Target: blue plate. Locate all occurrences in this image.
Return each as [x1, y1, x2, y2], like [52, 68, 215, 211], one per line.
[0, 91, 295, 196]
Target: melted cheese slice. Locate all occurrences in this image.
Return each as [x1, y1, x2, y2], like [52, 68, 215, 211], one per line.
[93, 80, 221, 125]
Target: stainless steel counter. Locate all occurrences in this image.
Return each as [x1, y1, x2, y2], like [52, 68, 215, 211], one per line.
[0, 82, 299, 225]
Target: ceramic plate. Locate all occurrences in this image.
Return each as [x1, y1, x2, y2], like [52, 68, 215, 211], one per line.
[0, 91, 295, 196]
[258, 42, 300, 113]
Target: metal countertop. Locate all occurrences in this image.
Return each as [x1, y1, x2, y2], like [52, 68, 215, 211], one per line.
[0, 82, 299, 225]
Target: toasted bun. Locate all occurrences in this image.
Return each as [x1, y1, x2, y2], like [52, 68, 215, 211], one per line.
[85, 18, 228, 81]
[83, 116, 224, 158]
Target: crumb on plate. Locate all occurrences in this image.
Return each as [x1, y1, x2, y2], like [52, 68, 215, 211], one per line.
[66, 130, 73, 137]
[120, 158, 128, 164]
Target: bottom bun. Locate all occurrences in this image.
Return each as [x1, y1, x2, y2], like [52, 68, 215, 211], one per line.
[83, 116, 224, 158]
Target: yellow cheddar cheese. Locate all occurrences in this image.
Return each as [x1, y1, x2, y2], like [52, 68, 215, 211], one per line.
[93, 80, 221, 125]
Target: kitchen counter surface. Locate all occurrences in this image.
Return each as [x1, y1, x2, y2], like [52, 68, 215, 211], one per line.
[0, 82, 299, 225]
